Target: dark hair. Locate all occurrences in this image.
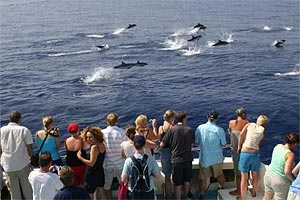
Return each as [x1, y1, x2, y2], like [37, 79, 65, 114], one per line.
[125, 125, 136, 141]
[39, 152, 52, 167]
[284, 133, 300, 145]
[236, 108, 246, 117]
[9, 110, 21, 123]
[176, 111, 187, 123]
[59, 166, 74, 186]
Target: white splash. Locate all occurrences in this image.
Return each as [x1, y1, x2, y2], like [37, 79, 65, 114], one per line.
[113, 28, 126, 35]
[85, 34, 105, 38]
[81, 67, 116, 84]
[283, 26, 293, 31]
[225, 33, 234, 43]
[263, 26, 272, 31]
[207, 40, 217, 47]
[160, 37, 187, 50]
[180, 47, 202, 56]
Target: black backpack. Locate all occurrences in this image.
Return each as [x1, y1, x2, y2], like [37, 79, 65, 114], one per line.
[130, 154, 151, 193]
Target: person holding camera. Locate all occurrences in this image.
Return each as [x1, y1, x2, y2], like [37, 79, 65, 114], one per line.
[36, 116, 62, 165]
[28, 152, 63, 200]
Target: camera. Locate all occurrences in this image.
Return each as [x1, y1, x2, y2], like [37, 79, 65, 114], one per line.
[53, 164, 60, 171]
[149, 119, 154, 123]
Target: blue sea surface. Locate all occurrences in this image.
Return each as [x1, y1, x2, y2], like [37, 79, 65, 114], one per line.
[1, 0, 299, 164]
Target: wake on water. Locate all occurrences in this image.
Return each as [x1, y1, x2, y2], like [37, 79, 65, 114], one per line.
[85, 34, 105, 38]
[275, 64, 300, 76]
[81, 67, 119, 84]
[47, 46, 109, 57]
[113, 28, 126, 35]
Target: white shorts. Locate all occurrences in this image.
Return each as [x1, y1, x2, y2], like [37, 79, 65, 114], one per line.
[104, 168, 122, 190]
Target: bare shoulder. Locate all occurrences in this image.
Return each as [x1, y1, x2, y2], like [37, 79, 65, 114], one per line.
[99, 143, 106, 153]
[36, 130, 45, 138]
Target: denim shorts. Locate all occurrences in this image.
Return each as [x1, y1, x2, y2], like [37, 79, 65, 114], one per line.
[161, 148, 172, 176]
[239, 151, 260, 173]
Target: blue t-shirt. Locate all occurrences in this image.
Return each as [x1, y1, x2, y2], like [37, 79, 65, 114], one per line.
[195, 121, 226, 167]
[53, 185, 90, 200]
[122, 153, 160, 192]
[37, 136, 60, 160]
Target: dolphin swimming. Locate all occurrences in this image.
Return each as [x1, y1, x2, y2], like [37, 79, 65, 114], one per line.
[187, 35, 202, 42]
[113, 61, 148, 69]
[126, 24, 137, 29]
[193, 23, 207, 30]
[212, 40, 229, 46]
[96, 44, 109, 49]
[272, 40, 286, 48]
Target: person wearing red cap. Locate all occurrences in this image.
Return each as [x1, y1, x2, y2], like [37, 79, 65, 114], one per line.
[65, 122, 87, 187]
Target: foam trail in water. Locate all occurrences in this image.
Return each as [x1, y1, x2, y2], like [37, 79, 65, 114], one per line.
[81, 67, 117, 84]
[48, 50, 93, 57]
[85, 34, 105, 38]
[275, 63, 300, 76]
[179, 47, 202, 56]
[160, 37, 187, 50]
[263, 26, 272, 31]
[113, 28, 126, 35]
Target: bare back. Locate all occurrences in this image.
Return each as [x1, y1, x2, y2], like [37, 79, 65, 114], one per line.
[229, 117, 248, 132]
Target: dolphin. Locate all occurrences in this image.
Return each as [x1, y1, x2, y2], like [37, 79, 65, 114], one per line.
[187, 35, 202, 42]
[193, 23, 207, 30]
[113, 61, 148, 69]
[272, 40, 286, 48]
[212, 40, 229, 46]
[126, 24, 137, 29]
[96, 44, 109, 49]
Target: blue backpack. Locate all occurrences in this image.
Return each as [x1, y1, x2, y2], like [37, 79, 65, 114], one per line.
[130, 154, 151, 193]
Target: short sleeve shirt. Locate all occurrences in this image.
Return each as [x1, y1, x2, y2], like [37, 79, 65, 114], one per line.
[195, 122, 226, 168]
[122, 153, 160, 191]
[0, 122, 33, 172]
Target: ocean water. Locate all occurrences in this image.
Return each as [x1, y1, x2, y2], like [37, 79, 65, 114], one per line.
[1, 0, 299, 164]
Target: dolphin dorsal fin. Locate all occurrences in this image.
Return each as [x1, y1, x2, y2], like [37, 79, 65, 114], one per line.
[192, 36, 195, 38]
[122, 62, 125, 64]
[137, 61, 140, 63]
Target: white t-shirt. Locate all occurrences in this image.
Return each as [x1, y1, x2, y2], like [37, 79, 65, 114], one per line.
[28, 170, 63, 200]
[120, 140, 135, 158]
[0, 122, 33, 172]
[102, 126, 127, 169]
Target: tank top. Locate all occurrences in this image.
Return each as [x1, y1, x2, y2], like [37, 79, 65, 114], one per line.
[242, 123, 264, 150]
[269, 144, 291, 178]
[66, 150, 87, 166]
[37, 135, 60, 160]
[86, 145, 105, 174]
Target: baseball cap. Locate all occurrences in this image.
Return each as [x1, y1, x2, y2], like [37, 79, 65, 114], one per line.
[207, 110, 219, 120]
[67, 123, 79, 133]
[133, 135, 146, 146]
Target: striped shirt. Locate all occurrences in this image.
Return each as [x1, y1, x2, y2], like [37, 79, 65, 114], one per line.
[102, 126, 127, 169]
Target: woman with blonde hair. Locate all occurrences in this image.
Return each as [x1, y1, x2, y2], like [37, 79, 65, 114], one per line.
[238, 114, 269, 200]
[36, 116, 62, 165]
[158, 109, 176, 199]
[135, 114, 158, 157]
[77, 126, 106, 199]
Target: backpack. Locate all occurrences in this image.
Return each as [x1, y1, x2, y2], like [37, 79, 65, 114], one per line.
[130, 154, 151, 193]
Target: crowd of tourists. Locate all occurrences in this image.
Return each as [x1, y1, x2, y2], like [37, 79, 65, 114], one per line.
[0, 109, 299, 200]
